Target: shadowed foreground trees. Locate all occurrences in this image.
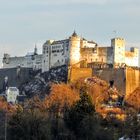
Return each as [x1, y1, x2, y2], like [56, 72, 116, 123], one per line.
[0, 110, 5, 140]
[0, 97, 18, 140]
[64, 91, 113, 140]
[122, 108, 140, 139]
[7, 83, 80, 140]
[8, 106, 52, 140]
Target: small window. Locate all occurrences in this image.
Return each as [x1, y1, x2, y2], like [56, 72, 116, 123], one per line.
[93, 48, 97, 53]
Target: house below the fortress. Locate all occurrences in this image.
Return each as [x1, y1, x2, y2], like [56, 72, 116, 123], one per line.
[2, 31, 139, 72]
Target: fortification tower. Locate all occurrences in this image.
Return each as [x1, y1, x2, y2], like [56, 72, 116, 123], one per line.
[111, 38, 125, 67]
[69, 31, 81, 67]
[130, 47, 139, 67]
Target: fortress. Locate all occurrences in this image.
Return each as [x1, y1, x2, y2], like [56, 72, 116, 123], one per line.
[2, 31, 139, 71]
[1, 32, 140, 95]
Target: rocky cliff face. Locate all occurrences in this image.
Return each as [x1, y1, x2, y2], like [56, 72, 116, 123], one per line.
[21, 65, 68, 98]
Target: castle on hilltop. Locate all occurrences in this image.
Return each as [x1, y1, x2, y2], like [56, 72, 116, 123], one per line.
[2, 31, 139, 71]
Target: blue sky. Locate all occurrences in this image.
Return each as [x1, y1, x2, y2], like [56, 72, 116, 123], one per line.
[0, 0, 140, 63]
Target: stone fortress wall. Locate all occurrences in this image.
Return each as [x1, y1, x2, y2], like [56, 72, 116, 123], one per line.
[0, 66, 139, 96]
[0, 67, 33, 92]
[125, 67, 140, 96]
[92, 67, 140, 95]
[68, 67, 92, 83]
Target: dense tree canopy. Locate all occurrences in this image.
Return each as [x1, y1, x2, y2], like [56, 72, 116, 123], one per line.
[43, 83, 79, 115]
[1, 79, 140, 140]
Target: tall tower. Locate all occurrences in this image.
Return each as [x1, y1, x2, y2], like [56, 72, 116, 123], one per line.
[69, 31, 81, 67]
[111, 38, 125, 67]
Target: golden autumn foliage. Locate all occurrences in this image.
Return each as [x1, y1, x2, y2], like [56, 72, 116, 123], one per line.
[72, 77, 110, 104]
[125, 87, 140, 110]
[72, 77, 116, 105]
[71, 77, 125, 120]
[71, 77, 109, 106]
[0, 97, 7, 110]
[0, 97, 18, 114]
[43, 83, 79, 114]
[88, 81, 109, 105]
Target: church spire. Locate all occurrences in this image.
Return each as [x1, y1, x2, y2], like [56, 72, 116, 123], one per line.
[34, 44, 38, 55]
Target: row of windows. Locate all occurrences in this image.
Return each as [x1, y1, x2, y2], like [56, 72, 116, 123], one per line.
[43, 45, 69, 53]
[43, 49, 65, 54]
[84, 57, 104, 62]
[52, 49, 64, 53]
[43, 48, 69, 54]
[43, 59, 68, 63]
[52, 45, 62, 49]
